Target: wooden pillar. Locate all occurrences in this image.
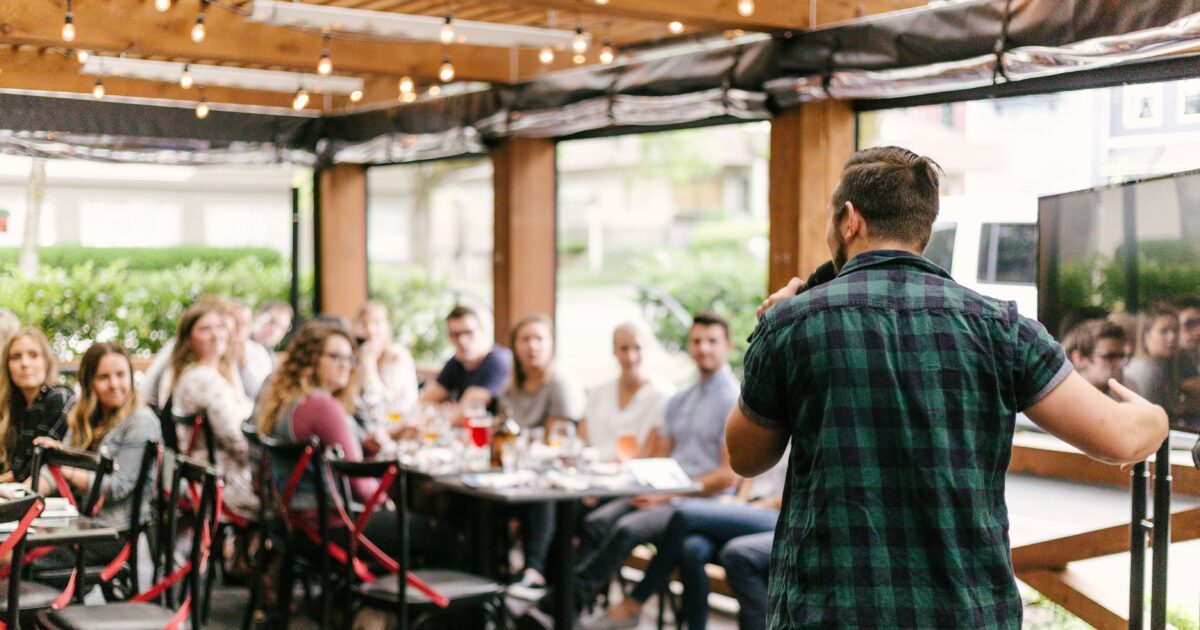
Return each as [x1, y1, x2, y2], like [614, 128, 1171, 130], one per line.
[315, 164, 368, 321]
[768, 100, 856, 292]
[492, 137, 557, 345]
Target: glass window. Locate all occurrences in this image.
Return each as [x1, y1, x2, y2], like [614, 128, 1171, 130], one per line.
[977, 223, 1036, 284]
[924, 223, 956, 272]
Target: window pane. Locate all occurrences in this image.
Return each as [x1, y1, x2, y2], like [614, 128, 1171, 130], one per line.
[924, 224, 956, 272]
[977, 223, 1036, 284]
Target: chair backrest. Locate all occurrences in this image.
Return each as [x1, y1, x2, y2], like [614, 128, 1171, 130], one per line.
[179, 412, 217, 467]
[119, 441, 161, 594]
[155, 395, 179, 453]
[30, 445, 114, 516]
[159, 453, 219, 628]
[0, 495, 45, 630]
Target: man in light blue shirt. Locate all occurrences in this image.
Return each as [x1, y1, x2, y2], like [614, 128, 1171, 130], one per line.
[571, 311, 740, 622]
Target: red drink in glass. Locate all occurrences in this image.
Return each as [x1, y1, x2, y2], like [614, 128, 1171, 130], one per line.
[468, 418, 492, 449]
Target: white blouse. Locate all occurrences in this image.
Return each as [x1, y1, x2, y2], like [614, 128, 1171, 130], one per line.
[583, 377, 674, 461]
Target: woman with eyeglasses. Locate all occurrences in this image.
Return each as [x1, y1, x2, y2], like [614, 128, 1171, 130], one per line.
[0, 327, 75, 484]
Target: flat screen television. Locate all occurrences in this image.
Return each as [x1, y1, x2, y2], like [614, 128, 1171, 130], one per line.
[1039, 170, 1200, 433]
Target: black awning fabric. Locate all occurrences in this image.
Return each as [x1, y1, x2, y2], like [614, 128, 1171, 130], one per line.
[2, 1, 1199, 165]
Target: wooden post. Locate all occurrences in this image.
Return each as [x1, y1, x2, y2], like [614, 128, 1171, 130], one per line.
[315, 164, 368, 321]
[768, 100, 856, 292]
[492, 137, 557, 345]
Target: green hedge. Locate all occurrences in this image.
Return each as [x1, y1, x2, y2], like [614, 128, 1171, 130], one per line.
[0, 246, 282, 271]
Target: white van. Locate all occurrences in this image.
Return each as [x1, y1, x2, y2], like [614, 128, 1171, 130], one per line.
[924, 194, 1039, 318]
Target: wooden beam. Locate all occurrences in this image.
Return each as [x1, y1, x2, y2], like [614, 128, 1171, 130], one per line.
[492, 137, 556, 345]
[0, 0, 540, 84]
[767, 99, 854, 292]
[1010, 433, 1200, 496]
[316, 164, 368, 320]
[1012, 506, 1200, 572]
[1018, 569, 1127, 630]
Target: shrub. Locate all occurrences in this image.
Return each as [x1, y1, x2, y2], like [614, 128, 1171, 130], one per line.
[0, 245, 282, 271]
[368, 267, 464, 364]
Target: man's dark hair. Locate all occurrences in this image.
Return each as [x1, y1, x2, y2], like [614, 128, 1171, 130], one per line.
[1174, 295, 1200, 311]
[446, 305, 480, 323]
[1062, 319, 1127, 359]
[830, 146, 943, 249]
[692, 311, 730, 341]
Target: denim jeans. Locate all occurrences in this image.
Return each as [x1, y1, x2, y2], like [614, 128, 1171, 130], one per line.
[629, 499, 778, 630]
[573, 498, 675, 605]
[523, 502, 556, 575]
[719, 531, 774, 630]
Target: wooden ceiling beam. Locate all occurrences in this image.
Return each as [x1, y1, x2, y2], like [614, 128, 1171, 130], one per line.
[0, 0, 543, 84]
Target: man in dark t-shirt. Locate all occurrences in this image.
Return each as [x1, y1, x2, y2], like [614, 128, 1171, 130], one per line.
[420, 305, 512, 413]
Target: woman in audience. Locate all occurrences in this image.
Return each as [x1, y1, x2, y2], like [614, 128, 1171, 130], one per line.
[1124, 303, 1181, 412]
[501, 314, 585, 597]
[352, 301, 418, 428]
[32, 342, 161, 567]
[580, 321, 674, 462]
[160, 300, 257, 521]
[0, 327, 74, 483]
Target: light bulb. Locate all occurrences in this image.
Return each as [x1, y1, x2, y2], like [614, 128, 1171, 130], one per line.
[737, 0, 755, 16]
[538, 47, 554, 65]
[428, 85, 441, 96]
[180, 65, 193, 89]
[349, 89, 363, 102]
[92, 78, 104, 99]
[293, 87, 309, 110]
[195, 99, 209, 119]
[398, 75, 414, 94]
[155, 0, 171, 11]
[438, 57, 455, 83]
[400, 90, 417, 103]
[668, 21, 684, 34]
[62, 15, 76, 42]
[572, 27, 587, 54]
[599, 41, 615, 64]
[595, 0, 609, 4]
[76, 49, 89, 64]
[573, 53, 585, 64]
[439, 14, 455, 45]
[317, 52, 332, 76]
[191, 14, 206, 43]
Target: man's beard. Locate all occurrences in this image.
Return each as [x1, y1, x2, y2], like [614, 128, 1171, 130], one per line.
[833, 228, 848, 272]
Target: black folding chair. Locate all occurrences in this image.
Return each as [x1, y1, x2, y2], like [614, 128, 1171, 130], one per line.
[37, 454, 220, 630]
[324, 454, 504, 630]
[238, 424, 272, 630]
[0, 494, 47, 630]
[29, 446, 114, 520]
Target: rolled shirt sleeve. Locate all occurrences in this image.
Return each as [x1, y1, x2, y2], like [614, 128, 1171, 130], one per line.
[1012, 313, 1073, 411]
[739, 320, 789, 430]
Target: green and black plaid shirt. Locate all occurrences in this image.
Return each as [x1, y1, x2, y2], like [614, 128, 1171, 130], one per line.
[740, 250, 1071, 629]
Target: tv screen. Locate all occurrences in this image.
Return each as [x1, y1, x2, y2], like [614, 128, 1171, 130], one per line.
[1039, 170, 1200, 433]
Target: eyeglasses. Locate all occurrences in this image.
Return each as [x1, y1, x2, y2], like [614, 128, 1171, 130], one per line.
[1183, 318, 1200, 330]
[1093, 352, 1130, 363]
[322, 352, 357, 367]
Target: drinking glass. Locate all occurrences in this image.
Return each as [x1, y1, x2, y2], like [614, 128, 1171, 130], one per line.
[615, 432, 639, 462]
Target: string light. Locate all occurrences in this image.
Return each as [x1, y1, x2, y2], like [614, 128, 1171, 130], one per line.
[428, 84, 442, 96]
[599, 40, 615, 64]
[438, 55, 455, 82]
[398, 75, 414, 94]
[75, 49, 89, 64]
[349, 89, 363, 102]
[595, 0, 610, 4]
[737, 0, 755, 16]
[400, 90, 417, 103]
[439, 12, 455, 45]
[573, 53, 585, 64]
[317, 34, 333, 76]
[179, 63, 193, 89]
[62, 0, 76, 42]
[195, 92, 209, 119]
[668, 21, 684, 34]
[155, 0, 171, 11]
[191, 3, 207, 43]
[92, 77, 105, 99]
[572, 26, 588, 54]
[538, 47, 554, 65]
[292, 86, 309, 110]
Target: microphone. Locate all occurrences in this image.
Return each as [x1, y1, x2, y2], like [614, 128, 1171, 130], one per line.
[750, 261, 839, 341]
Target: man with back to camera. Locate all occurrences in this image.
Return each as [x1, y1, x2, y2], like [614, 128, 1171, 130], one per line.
[726, 146, 1168, 629]
[419, 305, 512, 414]
[1062, 318, 1129, 394]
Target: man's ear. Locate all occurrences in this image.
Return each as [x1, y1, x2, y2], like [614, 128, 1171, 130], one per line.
[843, 201, 865, 241]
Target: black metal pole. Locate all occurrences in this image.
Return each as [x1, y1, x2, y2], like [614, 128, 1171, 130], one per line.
[1151, 439, 1172, 630]
[312, 169, 324, 316]
[289, 185, 300, 326]
[1130, 460, 1148, 629]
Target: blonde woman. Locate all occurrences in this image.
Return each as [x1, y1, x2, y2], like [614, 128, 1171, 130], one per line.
[580, 321, 674, 462]
[352, 301, 418, 427]
[0, 327, 74, 483]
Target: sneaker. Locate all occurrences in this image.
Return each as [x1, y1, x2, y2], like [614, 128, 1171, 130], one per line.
[508, 569, 548, 602]
[574, 611, 640, 630]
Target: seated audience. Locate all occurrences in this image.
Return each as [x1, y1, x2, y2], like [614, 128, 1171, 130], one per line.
[717, 531, 775, 630]
[580, 321, 673, 462]
[33, 342, 161, 567]
[1062, 319, 1129, 394]
[0, 327, 74, 483]
[420, 305, 512, 414]
[228, 300, 276, 401]
[1124, 303, 1181, 413]
[159, 300, 257, 521]
[252, 300, 294, 351]
[353, 301, 419, 426]
[501, 314, 585, 597]
[570, 312, 740, 613]
[1174, 296, 1200, 427]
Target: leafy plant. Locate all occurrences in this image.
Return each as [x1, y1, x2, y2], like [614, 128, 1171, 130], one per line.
[0, 245, 282, 271]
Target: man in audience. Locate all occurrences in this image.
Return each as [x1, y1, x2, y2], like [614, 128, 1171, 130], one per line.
[228, 300, 275, 401]
[419, 305, 511, 413]
[1062, 318, 1129, 394]
[719, 531, 774, 630]
[251, 300, 294, 351]
[1175, 296, 1200, 428]
[571, 311, 740, 624]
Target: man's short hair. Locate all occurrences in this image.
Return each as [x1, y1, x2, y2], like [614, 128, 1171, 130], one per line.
[691, 311, 730, 341]
[831, 146, 943, 249]
[1062, 319, 1127, 359]
[1174, 295, 1200, 311]
[446, 305, 480, 323]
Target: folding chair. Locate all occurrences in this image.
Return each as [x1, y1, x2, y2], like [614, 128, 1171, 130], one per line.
[0, 494, 47, 630]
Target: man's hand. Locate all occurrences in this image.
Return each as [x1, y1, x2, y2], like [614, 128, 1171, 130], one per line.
[33, 437, 62, 450]
[757, 277, 805, 320]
